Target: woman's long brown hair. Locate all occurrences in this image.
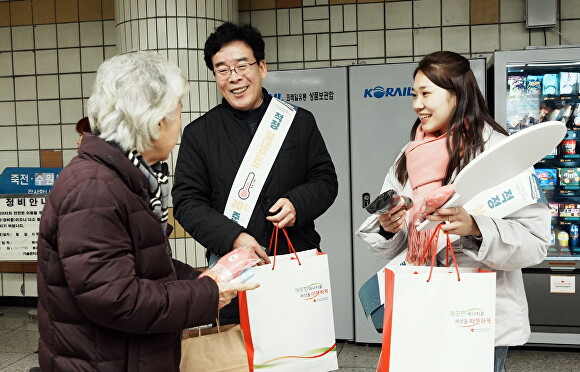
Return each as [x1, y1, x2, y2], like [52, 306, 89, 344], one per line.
[395, 51, 507, 186]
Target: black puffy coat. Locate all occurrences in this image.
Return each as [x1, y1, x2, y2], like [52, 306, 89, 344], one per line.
[172, 89, 338, 257]
[37, 133, 219, 372]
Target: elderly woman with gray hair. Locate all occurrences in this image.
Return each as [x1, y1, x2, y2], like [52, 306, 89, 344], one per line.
[36, 51, 258, 372]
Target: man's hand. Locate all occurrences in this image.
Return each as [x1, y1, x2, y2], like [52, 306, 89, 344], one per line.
[217, 282, 260, 309]
[233, 232, 270, 264]
[266, 198, 296, 228]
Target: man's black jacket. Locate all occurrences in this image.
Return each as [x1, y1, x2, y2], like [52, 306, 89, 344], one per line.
[172, 89, 338, 258]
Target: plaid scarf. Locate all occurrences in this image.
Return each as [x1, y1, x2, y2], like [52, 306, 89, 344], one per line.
[127, 149, 170, 232]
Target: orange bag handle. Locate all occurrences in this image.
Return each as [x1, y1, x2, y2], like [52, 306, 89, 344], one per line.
[417, 223, 461, 282]
[268, 225, 301, 270]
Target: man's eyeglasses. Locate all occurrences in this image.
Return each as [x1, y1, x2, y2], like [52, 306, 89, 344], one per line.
[214, 61, 258, 80]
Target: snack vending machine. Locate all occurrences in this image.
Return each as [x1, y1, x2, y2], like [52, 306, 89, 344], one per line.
[491, 46, 580, 345]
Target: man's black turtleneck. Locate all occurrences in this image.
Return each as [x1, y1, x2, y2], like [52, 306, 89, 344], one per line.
[234, 96, 267, 135]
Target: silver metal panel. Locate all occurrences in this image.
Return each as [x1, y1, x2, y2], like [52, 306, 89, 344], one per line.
[349, 59, 487, 343]
[264, 67, 354, 340]
[526, 0, 557, 28]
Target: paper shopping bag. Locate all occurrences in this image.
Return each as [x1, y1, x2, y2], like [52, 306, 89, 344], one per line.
[238, 231, 338, 372]
[180, 323, 250, 372]
[377, 266, 496, 372]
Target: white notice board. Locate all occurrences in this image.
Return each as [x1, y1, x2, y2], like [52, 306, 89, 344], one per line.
[0, 195, 45, 261]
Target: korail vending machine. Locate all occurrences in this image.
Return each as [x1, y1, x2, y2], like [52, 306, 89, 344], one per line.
[490, 46, 580, 346]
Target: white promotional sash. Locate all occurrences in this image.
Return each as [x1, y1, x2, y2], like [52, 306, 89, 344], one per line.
[223, 98, 297, 229]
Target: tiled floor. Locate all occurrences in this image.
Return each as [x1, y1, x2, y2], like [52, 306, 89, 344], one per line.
[1, 306, 579, 371]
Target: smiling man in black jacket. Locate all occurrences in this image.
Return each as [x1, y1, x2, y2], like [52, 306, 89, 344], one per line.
[172, 22, 338, 324]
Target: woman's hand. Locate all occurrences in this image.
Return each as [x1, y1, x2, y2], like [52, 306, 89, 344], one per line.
[425, 206, 482, 237]
[377, 205, 407, 233]
[217, 282, 260, 309]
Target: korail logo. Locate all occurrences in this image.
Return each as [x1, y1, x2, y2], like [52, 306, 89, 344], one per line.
[294, 282, 330, 303]
[449, 308, 493, 333]
[364, 86, 413, 98]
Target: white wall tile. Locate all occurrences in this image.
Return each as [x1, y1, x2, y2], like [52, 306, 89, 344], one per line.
[81, 47, 104, 72]
[386, 1, 412, 29]
[239, 11, 250, 25]
[62, 149, 77, 165]
[60, 75, 82, 99]
[414, 0, 441, 27]
[471, 24, 499, 53]
[0, 127, 17, 149]
[561, 20, 580, 44]
[61, 99, 83, 124]
[38, 100, 61, 124]
[0, 52, 12, 76]
[304, 19, 329, 34]
[61, 124, 78, 148]
[331, 32, 356, 47]
[0, 102, 15, 126]
[316, 0, 329, 4]
[500, 0, 525, 22]
[442, 26, 470, 54]
[414, 28, 441, 56]
[39, 124, 62, 149]
[34, 24, 57, 49]
[104, 46, 116, 60]
[24, 273, 38, 297]
[252, 10, 277, 37]
[82, 73, 96, 97]
[386, 29, 413, 57]
[36, 50, 58, 75]
[0, 150, 17, 170]
[198, 81, 209, 112]
[304, 5, 328, 21]
[17, 125, 39, 150]
[561, 0, 580, 19]
[358, 30, 384, 59]
[290, 8, 303, 35]
[264, 36, 278, 63]
[80, 21, 104, 47]
[304, 34, 316, 61]
[12, 26, 34, 51]
[18, 150, 40, 166]
[58, 48, 81, 73]
[57, 23, 80, 48]
[357, 3, 384, 31]
[303, 0, 315, 6]
[317, 34, 330, 60]
[14, 76, 36, 101]
[331, 45, 356, 60]
[177, 17, 188, 49]
[277, 62, 304, 70]
[278, 36, 303, 63]
[13, 51, 35, 75]
[16, 101, 38, 125]
[500, 23, 529, 50]
[103, 21, 116, 45]
[529, 27, 560, 47]
[330, 5, 343, 33]
[167, 18, 178, 49]
[343, 5, 357, 32]
[305, 61, 331, 68]
[166, 0, 177, 16]
[0, 77, 14, 100]
[442, 0, 469, 26]
[277, 9, 290, 36]
[2, 273, 23, 296]
[0, 28, 11, 51]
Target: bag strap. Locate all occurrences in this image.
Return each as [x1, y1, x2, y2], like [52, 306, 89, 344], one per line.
[268, 225, 301, 270]
[417, 223, 460, 282]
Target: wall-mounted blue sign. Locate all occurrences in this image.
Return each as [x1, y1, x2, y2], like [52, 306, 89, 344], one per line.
[0, 167, 62, 195]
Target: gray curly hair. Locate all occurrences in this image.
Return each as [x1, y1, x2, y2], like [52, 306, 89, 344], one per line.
[87, 51, 188, 152]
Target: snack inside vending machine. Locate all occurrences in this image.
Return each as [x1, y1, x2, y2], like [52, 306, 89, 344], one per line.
[490, 46, 580, 346]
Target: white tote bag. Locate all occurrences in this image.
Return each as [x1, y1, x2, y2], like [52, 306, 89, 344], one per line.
[378, 265, 496, 372]
[239, 235, 338, 372]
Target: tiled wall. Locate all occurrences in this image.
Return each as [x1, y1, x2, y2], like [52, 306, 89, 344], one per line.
[0, 0, 117, 297]
[0, 0, 117, 171]
[239, 0, 580, 69]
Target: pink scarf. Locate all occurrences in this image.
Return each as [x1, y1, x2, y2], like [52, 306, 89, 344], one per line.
[405, 126, 450, 264]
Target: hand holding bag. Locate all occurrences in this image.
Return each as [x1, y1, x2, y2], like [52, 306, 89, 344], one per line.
[180, 316, 250, 372]
[377, 224, 496, 372]
[239, 226, 339, 372]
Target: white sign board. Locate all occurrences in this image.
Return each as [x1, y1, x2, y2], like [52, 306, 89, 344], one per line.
[0, 195, 45, 261]
[550, 275, 576, 294]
